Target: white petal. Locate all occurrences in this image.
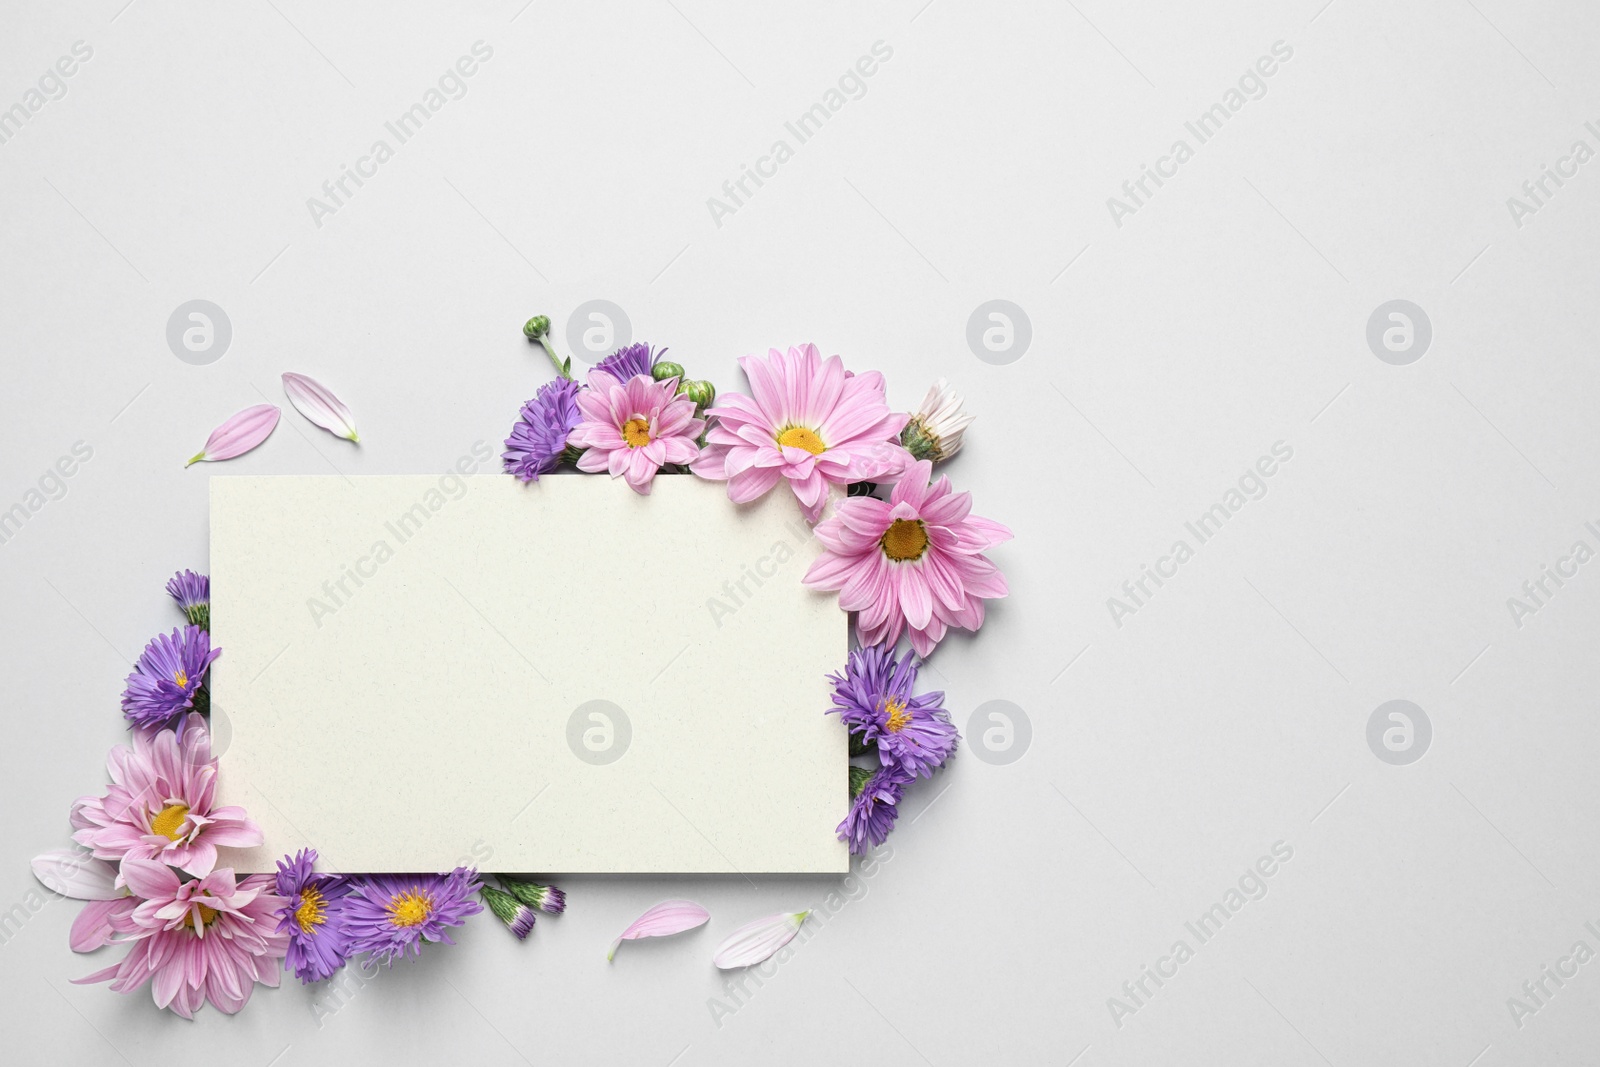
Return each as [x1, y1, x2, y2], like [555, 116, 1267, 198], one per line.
[282, 372, 359, 442]
[712, 910, 810, 970]
[31, 848, 123, 900]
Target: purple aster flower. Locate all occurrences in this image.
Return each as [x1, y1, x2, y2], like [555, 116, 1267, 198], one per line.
[121, 626, 221, 733]
[828, 644, 959, 780]
[274, 848, 354, 983]
[341, 868, 483, 965]
[594, 342, 662, 382]
[838, 766, 909, 854]
[165, 569, 210, 628]
[503, 377, 583, 482]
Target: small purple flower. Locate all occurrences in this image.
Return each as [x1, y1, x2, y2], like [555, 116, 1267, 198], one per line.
[594, 342, 662, 382]
[341, 869, 483, 965]
[838, 767, 909, 854]
[165, 569, 209, 628]
[121, 626, 220, 732]
[503, 377, 583, 482]
[828, 645, 959, 780]
[275, 848, 354, 983]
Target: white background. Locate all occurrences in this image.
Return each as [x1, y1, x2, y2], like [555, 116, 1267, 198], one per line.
[3, 0, 1599, 1064]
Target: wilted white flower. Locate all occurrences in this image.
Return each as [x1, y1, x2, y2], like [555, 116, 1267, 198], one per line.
[900, 379, 974, 463]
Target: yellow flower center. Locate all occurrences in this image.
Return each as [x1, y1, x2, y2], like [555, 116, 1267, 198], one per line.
[150, 803, 190, 841]
[174, 669, 189, 688]
[182, 903, 219, 930]
[295, 886, 327, 934]
[880, 519, 929, 562]
[883, 697, 912, 732]
[622, 417, 652, 448]
[387, 889, 434, 928]
[776, 426, 826, 455]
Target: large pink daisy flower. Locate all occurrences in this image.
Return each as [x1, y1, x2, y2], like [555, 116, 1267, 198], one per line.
[75, 858, 287, 1018]
[568, 369, 703, 494]
[803, 460, 1012, 656]
[72, 713, 262, 879]
[692, 344, 910, 523]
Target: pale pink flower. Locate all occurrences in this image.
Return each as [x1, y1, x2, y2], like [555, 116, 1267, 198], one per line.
[72, 713, 262, 879]
[803, 460, 1012, 656]
[568, 370, 703, 494]
[74, 859, 287, 1018]
[692, 344, 911, 523]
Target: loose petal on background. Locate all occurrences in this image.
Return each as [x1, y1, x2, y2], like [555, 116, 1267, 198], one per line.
[31, 848, 122, 900]
[607, 900, 710, 961]
[282, 372, 359, 442]
[712, 910, 810, 970]
[187, 404, 280, 466]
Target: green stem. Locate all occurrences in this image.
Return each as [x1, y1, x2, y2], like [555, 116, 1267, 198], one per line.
[539, 338, 572, 381]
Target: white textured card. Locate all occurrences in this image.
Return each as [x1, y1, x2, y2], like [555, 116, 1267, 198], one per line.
[210, 474, 847, 874]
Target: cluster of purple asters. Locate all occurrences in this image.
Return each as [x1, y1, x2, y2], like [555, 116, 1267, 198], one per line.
[274, 849, 568, 982]
[829, 644, 960, 854]
[120, 571, 218, 733]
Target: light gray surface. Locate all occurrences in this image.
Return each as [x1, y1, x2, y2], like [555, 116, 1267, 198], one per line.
[2, 0, 1598, 1063]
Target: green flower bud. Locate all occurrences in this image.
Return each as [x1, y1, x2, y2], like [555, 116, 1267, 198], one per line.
[679, 379, 716, 408]
[849, 765, 874, 798]
[652, 361, 685, 382]
[561, 444, 586, 466]
[523, 315, 551, 341]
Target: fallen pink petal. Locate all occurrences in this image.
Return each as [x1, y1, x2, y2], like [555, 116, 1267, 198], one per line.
[187, 403, 280, 466]
[282, 371, 359, 442]
[712, 910, 810, 970]
[607, 899, 710, 961]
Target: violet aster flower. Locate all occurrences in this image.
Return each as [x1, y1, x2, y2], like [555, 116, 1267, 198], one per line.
[165, 570, 210, 628]
[503, 377, 583, 482]
[275, 849, 354, 983]
[342, 869, 483, 965]
[838, 766, 909, 854]
[829, 645, 958, 780]
[594, 342, 662, 382]
[121, 626, 220, 732]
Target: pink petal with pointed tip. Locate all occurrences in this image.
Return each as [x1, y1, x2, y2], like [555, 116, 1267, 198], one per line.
[712, 911, 810, 970]
[607, 899, 710, 961]
[282, 372, 359, 442]
[189, 404, 279, 466]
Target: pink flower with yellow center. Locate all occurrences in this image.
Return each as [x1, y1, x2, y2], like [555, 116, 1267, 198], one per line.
[568, 370, 704, 494]
[71, 712, 263, 879]
[692, 344, 911, 523]
[803, 460, 1012, 656]
[73, 858, 287, 1018]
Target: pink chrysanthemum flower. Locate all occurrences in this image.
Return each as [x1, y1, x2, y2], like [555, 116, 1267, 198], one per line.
[71, 713, 263, 879]
[74, 858, 287, 1018]
[568, 370, 704, 495]
[803, 460, 1012, 656]
[692, 344, 911, 523]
